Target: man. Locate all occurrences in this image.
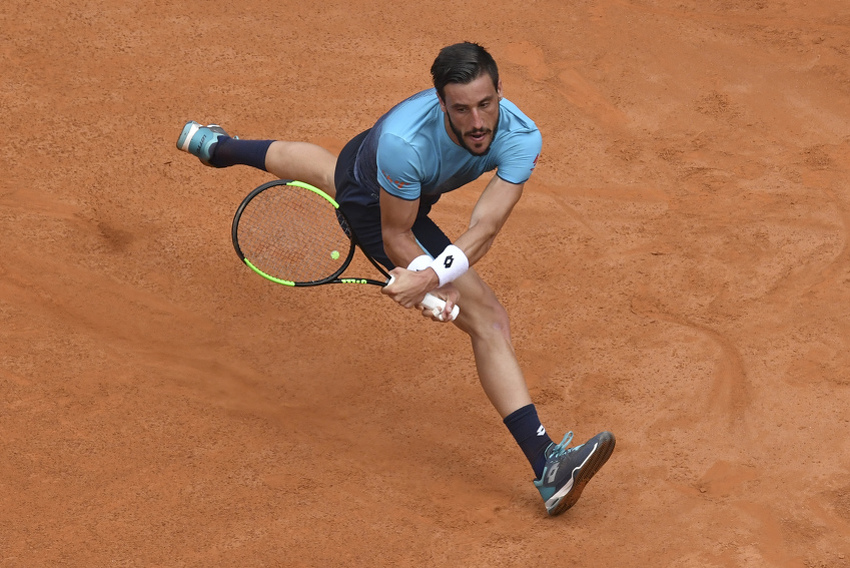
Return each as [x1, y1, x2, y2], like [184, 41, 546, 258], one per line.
[177, 42, 614, 516]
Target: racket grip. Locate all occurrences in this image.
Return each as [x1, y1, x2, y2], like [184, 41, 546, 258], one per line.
[385, 276, 460, 322]
[421, 292, 460, 322]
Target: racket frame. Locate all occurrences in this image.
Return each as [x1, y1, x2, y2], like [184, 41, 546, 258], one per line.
[232, 179, 385, 287]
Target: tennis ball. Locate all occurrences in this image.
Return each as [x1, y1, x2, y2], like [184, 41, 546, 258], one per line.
[331, 250, 340, 260]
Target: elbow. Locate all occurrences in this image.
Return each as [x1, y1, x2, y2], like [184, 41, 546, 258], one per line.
[382, 231, 410, 267]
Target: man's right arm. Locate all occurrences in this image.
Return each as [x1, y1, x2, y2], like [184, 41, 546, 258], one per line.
[379, 188, 443, 309]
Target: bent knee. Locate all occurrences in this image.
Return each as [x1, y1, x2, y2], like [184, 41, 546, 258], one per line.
[457, 294, 511, 336]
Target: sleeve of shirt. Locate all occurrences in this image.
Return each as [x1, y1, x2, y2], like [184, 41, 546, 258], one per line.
[375, 132, 423, 201]
[495, 128, 543, 185]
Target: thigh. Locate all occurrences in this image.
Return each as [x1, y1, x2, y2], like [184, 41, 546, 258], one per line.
[411, 213, 452, 261]
[337, 201, 388, 266]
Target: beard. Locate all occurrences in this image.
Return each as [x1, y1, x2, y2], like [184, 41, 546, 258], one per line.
[446, 109, 499, 156]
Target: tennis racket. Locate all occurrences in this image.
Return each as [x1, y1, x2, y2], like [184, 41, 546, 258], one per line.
[231, 179, 459, 321]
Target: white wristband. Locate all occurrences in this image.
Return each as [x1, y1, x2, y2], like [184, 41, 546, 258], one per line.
[430, 244, 469, 286]
[407, 254, 433, 272]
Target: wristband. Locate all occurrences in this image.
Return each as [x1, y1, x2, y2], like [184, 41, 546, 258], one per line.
[406, 254, 433, 272]
[430, 244, 469, 286]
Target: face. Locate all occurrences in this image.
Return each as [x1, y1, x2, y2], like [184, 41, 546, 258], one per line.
[439, 74, 502, 156]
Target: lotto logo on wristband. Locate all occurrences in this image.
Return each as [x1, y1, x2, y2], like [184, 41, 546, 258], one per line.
[430, 245, 469, 286]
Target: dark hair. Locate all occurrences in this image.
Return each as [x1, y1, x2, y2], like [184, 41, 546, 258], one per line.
[430, 42, 499, 100]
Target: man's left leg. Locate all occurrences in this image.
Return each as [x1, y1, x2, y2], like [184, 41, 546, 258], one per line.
[176, 121, 337, 197]
[451, 269, 615, 516]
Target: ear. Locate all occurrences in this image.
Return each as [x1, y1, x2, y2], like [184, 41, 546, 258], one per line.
[437, 91, 447, 112]
[497, 79, 503, 99]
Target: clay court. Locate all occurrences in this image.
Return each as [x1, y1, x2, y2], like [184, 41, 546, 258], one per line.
[4, 0, 850, 566]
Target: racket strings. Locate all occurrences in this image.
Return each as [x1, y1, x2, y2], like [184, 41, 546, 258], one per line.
[237, 186, 351, 283]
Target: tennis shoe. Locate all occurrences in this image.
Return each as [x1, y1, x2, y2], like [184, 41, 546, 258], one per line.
[533, 430, 615, 516]
[176, 120, 233, 167]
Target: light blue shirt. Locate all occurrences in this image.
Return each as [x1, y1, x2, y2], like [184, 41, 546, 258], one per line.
[351, 88, 542, 205]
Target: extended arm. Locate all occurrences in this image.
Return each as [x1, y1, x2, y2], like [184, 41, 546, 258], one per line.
[453, 175, 524, 265]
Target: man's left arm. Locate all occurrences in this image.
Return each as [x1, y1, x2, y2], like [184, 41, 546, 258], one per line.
[453, 175, 525, 265]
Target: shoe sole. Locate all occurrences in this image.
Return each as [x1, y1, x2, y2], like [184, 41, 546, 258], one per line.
[177, 121, 200, 152]
[548, 431, 616, 516]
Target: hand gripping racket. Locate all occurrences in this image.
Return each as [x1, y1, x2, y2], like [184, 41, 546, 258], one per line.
[231, 179, 459, 321]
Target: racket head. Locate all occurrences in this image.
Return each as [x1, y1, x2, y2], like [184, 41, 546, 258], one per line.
[232, 179, 356, 286]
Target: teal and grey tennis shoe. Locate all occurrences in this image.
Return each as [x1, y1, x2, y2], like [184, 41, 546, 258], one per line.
[176, 120, 232, 166]
[533, 430, 615, 516]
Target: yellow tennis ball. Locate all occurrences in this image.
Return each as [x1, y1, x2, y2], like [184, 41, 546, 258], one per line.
[331, 250, 340, 260]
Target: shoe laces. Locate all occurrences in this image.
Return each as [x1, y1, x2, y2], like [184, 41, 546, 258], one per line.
[546, 432, 575, 460]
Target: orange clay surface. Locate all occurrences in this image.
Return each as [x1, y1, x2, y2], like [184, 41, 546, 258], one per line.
[4, 1, 850, 566]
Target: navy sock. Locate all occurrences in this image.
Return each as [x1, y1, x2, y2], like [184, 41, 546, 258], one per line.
[503, 404, 553, 479]
[208, 137, 274, 171]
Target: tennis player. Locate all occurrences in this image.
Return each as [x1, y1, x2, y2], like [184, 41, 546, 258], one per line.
[177, 42, 615, 516]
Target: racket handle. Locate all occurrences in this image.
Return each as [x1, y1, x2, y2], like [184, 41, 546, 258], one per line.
[386, 276, 460, 322]
[421, 292, 460, 322]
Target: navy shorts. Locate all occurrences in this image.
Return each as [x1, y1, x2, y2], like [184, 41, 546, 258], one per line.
[334, 129, 451, 270]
